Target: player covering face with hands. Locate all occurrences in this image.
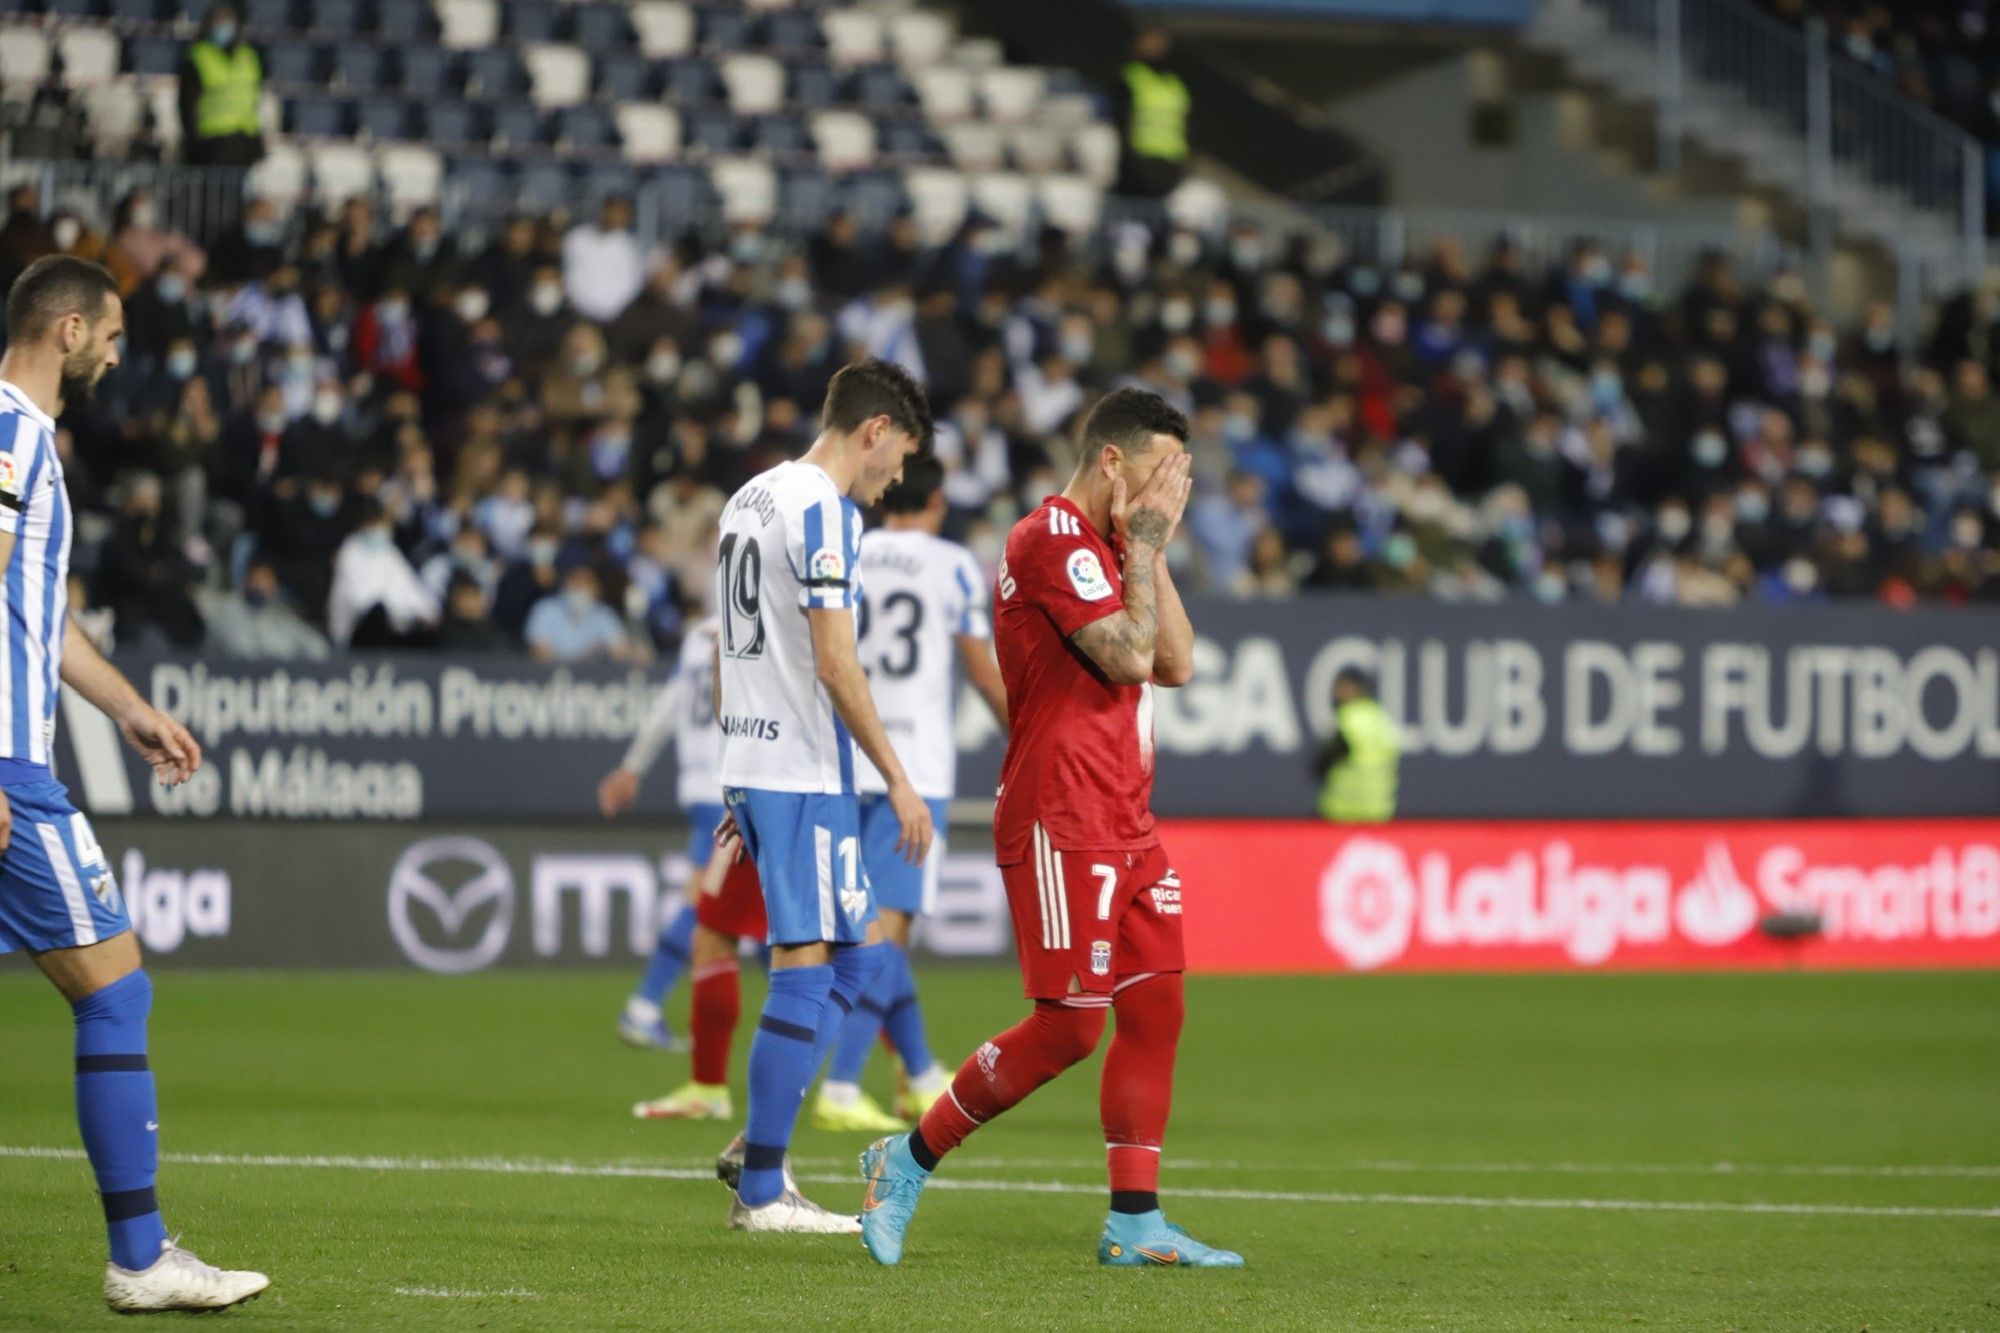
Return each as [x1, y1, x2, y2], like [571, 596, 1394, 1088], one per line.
[860, 387, 1244, 1268]
[0, 256, 269, 1311]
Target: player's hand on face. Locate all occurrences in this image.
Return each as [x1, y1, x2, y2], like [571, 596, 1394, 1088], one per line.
[889, 781, 934, 865]
[1113, 452, 1193, 553]
[598, 768, 639, 818]
[119, 705, 201, 786]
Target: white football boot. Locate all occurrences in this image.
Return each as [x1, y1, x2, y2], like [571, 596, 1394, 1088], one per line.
[104, 1239, 269, 1312]
[726, 1187, 862, 1235]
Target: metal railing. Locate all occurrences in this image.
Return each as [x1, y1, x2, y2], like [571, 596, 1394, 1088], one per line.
[0, 157, 247, 250]
[1551, 0, 1985, 283]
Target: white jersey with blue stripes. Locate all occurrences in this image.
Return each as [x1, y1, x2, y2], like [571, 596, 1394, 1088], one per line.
[853, 528, 988, 801]
[714, 460, 863, 795]
[0, 381, 72, 768]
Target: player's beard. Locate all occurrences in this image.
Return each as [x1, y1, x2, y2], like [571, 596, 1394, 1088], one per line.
[57, 348, 106, 410]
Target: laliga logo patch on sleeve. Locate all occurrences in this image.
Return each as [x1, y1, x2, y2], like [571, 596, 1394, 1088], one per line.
[809, 548, 846, 582]
[1066, 548, 1113, 601]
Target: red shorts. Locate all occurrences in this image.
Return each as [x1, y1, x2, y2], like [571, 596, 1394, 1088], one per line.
[694, 853, 768, 941]
[1000, 832, 1184, 1006]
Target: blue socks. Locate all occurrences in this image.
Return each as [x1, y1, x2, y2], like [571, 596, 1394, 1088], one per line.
[739, 945, 890, 1208]
[72, 971, 167, 1272]
[741, 964, 833, 1207]
[634, 906, 695, 1007]
[829, 944, 930, 1084]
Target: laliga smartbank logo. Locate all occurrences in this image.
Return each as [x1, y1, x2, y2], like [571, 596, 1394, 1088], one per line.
[1318, 836, 1760, 970]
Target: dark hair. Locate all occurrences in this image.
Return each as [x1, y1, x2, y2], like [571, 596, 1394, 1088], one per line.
[1077, 387, 1189, 466]
[821, 357, 933, 454]
[877, 454, 943, 514]
[1335, 667, 1375, 696]
[5, 254, 118, 344]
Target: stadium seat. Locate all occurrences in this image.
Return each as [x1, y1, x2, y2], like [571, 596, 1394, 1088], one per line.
[504, 0, 559, 43]
[683, 108, 742, 154]
[374, 2, 434, 42]
[490, 101, 548, 147]
[711, 156, 777, 225]
[376, 143, 443, 210]
[1037, 173, 1102, 238]
[630, 0, 694, 59]
[903, 165, 969, 243]
[761, 9, 821, 53]
[911, 65, 974, 123]
[259, 88, 284, 136]
[394, 45, 452, 96]
[1070, 121, 1119, 186]
[40, 0, 97, 15]
[698, 7, 753, 54]
[820, 8, 883, 66]
[522, 43, 590, 108]
[1165, 177, 1230, 233]
[244, 0, 295, 32]
[107, 0, 163, 20]
[837, 169, 908, 228]
[777, 166, 836, 229]
[1007, 125, 1064, 174]
[460, 47, 524, 97]
[851, 64, 910, 112]
[311, 0, 361, 35]
[309, 142, 376, 204]
[953, 37, 1003, 70]
[788, 60, 840, 109]
[446, 157, 509, 212]
[261, 39, 321, 86]
[246, 143, 307, 209]
[513, 157, 575, 203]
[720, 53, 785, 116]
[1038, 92, 1097, 133]
[978, 67, 1045, 123]
[145, 79, 182, 155]
[329, 42, 386, 93]
[753, 112, 812, 157]
[422, 100, 486, 145]
[554, 103, 617, 150]
[880, 120, 939, 162]
[614, 102, 680, 163]
[437, 0, 498, 50]
[0, 26, 51, 100]
[83, 80, 146, 155]
[939, 121, 1004, 173]
[356, 98, 411, 141]
[810, 109, 876, 172]
[647, 162, 715, 220]
[575, 160, 640, 202]
[886, 10, 952, 70]
[596, 52, 658, 101]
[55, 26, 120, 86]
[567, 4, 632, 52]
[287, 95, 354, 138]
[665, 58, 719, 105]
[127, 33, 182, 77]
[969, 171, 1034, 241]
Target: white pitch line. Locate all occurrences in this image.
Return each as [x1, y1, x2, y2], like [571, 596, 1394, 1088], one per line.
[2, 1146, 1994, 1221]
[781, 1155, 2000, 1181]
[395, 1286, 542, 1300]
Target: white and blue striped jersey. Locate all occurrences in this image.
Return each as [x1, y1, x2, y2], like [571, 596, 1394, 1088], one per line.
[0, 381, 72, 768]
[854, 529, 989, 801]
[714, 460, 864, 794]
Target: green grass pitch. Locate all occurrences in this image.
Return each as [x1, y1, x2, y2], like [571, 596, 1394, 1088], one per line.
[1, 964, 1996, 1329]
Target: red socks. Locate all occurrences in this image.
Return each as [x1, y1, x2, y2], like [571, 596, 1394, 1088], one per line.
[1101, 973, 1184, 1196]
[917, 1001, 1106, 1156]
[689, 959, 740, 1086]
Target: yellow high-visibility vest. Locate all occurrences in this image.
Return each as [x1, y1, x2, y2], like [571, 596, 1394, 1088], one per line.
[189, 41, 263, 139]
[1122, 61, 1190, 162]
[1319, 698, 1400, 823]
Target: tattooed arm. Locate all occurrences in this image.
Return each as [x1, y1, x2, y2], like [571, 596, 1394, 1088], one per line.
[1069, 453, 1192, 686]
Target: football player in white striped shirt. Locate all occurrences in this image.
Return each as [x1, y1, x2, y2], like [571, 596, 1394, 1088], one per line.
[0, 256, 267, 1310]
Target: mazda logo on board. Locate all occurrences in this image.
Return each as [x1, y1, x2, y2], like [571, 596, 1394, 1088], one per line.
[387, 837, 514, 973]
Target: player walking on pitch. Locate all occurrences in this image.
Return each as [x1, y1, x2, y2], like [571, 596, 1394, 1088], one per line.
[0, 256, 270, 1310]
[859, 387, 1244, 1267]
[813, 456, 1009, 1133]
[710, 358, 935, 1232]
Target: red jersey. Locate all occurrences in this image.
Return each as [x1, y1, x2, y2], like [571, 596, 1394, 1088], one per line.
[992, 494, 1157, 863]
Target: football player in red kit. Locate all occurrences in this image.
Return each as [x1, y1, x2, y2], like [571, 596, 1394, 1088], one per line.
[859, 388, 1243, 1268]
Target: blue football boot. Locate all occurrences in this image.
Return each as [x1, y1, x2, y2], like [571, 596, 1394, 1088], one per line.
[1099, 1210, 1244, 1268]
[858, 1134, 930, 1265]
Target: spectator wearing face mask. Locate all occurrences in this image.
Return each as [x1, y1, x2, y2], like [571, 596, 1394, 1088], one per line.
[525, 564, 633, 663]
[355, 285, 423, 393]
[502, 263, 573, 378]
[226, 264, 314, 350]
[105, 190, 207, 295]
[329, 501, 441, 648]
[96, 475, 207, 650]
[562, 197, 646, 324]
[492, 523, 566, 639]
[274, 377, 354, 484]
[200, 557, 330, 659]
[436, 574, 510, 653]
[123, 260, 199, 364]
[542, 325, 639, 429]
[211, 198, 285, 284]
[607, 257, 699, 366]
[379, 208, 460, 297]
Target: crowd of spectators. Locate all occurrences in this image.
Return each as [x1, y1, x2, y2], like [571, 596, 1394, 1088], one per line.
[1, 179, 1998, 662]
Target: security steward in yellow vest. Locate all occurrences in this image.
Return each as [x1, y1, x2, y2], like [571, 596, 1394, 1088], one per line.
[179, 4, 265, 168]
[1315, 669, 1400, 824]
[1115, 27, 1190, 198]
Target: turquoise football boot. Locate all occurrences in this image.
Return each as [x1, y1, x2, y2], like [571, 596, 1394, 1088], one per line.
[1099, 1210, 1244, 1268]
[858, 1134, 930, 1265]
